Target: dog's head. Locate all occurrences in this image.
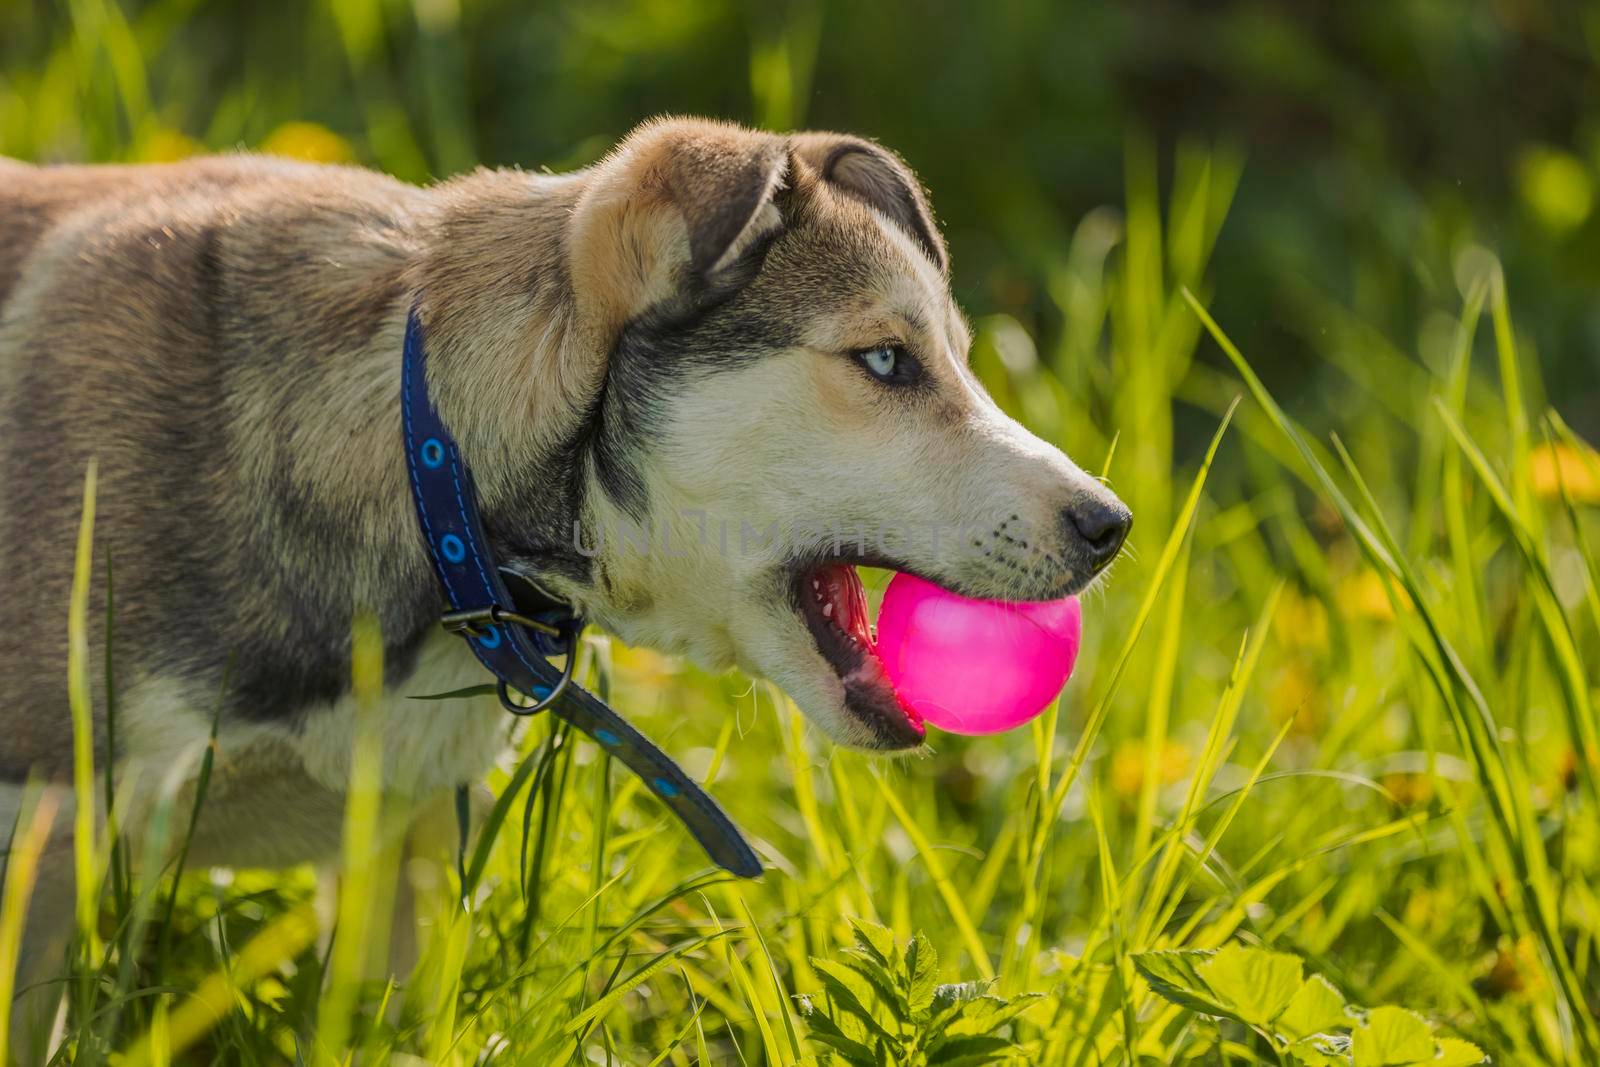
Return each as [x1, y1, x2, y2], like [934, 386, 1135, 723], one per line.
[488, 118, 1130, 749]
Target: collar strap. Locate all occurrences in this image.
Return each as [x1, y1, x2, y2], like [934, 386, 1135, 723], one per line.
[401, 306, 760, 879]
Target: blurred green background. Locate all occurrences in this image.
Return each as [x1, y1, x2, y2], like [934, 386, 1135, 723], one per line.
[6, 3, 1600, 1064]
[4, 0, 1597, 443]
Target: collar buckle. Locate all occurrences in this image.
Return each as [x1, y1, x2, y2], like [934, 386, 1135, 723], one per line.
[402, 304, 760, 878]
[441, 604, 564, 640]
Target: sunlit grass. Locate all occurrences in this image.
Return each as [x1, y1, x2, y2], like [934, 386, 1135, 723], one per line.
[3, 7, 1599, 1063]
[11, 182, 1598, 1066]
[0, 786, 57, 1066]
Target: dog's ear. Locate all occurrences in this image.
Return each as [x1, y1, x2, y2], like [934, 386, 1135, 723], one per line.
[569, 118, 788, 345]
[790, 133, 947, 274]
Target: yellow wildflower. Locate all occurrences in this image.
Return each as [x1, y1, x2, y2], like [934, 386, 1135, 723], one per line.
[260, 121, 354, 164]
[1530, 441, 1600, 504]
[1110, 739, 1190, 801]
[138, 128, 203, 162]
[1336, 569, 1410, 622]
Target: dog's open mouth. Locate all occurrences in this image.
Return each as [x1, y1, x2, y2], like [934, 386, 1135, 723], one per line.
[790, 562, 926, 748]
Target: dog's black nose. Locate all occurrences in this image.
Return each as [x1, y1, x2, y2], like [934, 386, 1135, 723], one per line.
[1063, 496, 1131, 574]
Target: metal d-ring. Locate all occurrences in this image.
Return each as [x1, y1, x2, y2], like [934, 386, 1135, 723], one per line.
[496, 634, 579, 717]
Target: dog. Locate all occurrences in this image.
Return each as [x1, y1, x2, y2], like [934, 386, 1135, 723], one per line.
[0, 117, 1129, 1047]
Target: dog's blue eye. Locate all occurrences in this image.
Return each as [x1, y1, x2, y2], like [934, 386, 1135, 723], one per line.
[857, 344, 914, 384]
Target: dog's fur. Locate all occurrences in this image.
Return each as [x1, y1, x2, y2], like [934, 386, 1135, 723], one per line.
[0, 118, 1128, 1046]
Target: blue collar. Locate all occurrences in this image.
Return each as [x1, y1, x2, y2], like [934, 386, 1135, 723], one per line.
[401, 306, 760, 878]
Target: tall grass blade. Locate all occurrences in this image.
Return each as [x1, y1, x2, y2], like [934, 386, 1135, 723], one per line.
[68, 460, 101, 973]
[120, 905, 319, 1067]
[1188, 289, 1600, 1061]
[0, 784, 59, 1066]
[873, 772, 994, 980]
[315, 613, 391, 1065]
[1034, 398, 1239, 864]
[729, 886, 804, 1063]
[1544, 412, 1600, 639]
[153, 677, 224, 982]
[1433, 400, 1600, 801]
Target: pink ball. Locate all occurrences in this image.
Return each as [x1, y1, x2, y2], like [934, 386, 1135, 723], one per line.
[876, 573, 1082, 735]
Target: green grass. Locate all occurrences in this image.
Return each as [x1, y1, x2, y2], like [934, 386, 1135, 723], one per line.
[5, 5, 1600, 1063]
[6, 153, 1597, 1067]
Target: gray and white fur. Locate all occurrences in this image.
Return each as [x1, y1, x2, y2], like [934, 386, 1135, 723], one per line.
[0, 118, 1129, 1052]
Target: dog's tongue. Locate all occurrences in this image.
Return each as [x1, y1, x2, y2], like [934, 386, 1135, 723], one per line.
[816, 563, 875, 648]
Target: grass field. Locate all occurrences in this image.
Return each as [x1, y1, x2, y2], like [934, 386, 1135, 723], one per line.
[4, 4, 1600, 1064]
[1, 150, 1597, 1065]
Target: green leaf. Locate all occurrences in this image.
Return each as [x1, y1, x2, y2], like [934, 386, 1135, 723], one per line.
[1196, 943, 1305, 1027]
[906, 931, 938, 1018]
[407, 683, 498, 701]
[1432, 1038, 1488, 1066]
[851, 920, 899, 971]
[1352, 1007, 1435, 1067]
[1157, 1026, 1217, 1061]
[1288, 1034, 1352, 1066]
[932, 981, 992, 1005]
[925, 980, 996, 1036]
[562, 931, 731, 1034]
[803, 1008, 881, 1067]
[812, 959, 898, 1043]
[941, 994, 1044, 1040]
[835, 951, 909, 1023]
[841, 943, 898, 989]
[1276, 974, 1350, 1041]
[924, 1034, 1017, 1066]
[1132, 950, 1241, 1021]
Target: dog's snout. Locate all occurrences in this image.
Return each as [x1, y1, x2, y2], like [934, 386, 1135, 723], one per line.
[1063, 496, 1132, 574]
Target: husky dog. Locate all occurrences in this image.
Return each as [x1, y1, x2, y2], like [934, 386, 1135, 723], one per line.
[0, 118, 1128, 1045]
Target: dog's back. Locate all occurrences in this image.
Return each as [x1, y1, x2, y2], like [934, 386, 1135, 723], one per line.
[0, 158, 142, 305]
[0, 156, 428, 777]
